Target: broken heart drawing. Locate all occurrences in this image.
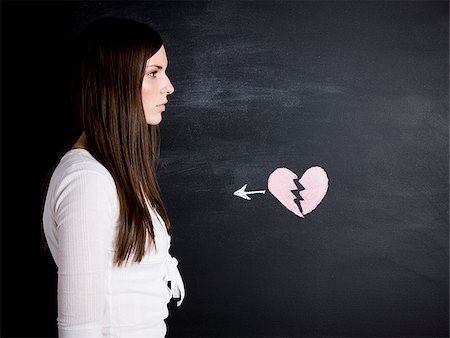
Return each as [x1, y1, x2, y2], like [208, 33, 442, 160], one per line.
[267, 167, 328, 218]
[233, 166, 329, 218]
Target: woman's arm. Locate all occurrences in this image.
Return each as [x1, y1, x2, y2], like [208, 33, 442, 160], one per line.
[54, 169, 115, 338]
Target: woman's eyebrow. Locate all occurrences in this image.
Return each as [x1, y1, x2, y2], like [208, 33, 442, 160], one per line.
[146, 65, 163, 69]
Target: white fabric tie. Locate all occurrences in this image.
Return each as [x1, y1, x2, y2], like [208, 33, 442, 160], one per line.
[164, 255, 185, 306]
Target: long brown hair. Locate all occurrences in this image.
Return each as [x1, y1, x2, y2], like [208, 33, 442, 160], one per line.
[40, 17, 172, 267]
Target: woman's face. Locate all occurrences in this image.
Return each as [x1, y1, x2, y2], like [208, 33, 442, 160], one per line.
[142, 45, 175, 125]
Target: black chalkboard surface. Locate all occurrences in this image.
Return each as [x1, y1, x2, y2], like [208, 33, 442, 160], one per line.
[2, 1, 448, 337]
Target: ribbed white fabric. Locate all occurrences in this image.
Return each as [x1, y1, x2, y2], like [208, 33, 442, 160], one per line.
[43, 149, 184, 338]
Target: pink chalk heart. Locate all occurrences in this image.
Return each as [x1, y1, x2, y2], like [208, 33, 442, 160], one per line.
[267, 167, 329, 218]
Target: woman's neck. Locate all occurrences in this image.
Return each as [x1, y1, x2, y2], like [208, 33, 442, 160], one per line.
[72, 131, 87, 149]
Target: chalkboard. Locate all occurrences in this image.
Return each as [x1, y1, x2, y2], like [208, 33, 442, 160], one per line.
[2, 1, 448, 337]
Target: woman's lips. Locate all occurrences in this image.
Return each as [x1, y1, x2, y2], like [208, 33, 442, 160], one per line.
[157, 101, 168, 111]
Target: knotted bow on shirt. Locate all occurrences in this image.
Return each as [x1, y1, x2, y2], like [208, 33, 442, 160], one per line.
[164, 255, 185, 306]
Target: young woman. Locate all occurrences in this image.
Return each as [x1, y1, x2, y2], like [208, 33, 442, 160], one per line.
[41, 17, 184, 337]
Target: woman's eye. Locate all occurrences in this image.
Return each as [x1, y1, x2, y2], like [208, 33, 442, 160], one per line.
[148, 71, 157, 78]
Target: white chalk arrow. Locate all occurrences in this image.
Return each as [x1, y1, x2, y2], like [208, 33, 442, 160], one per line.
[233, 184, 266, 200]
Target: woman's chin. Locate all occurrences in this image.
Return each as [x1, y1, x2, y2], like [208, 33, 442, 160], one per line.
[146, 114, 162, 126]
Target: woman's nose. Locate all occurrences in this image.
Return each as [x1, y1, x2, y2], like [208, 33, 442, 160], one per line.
[162, 77, 175, 95]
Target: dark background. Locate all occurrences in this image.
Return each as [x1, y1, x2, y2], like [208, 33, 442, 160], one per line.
[1, 1, 449, 337]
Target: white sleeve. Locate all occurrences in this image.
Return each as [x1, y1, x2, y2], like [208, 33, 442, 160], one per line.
[54, 169, 115, 338]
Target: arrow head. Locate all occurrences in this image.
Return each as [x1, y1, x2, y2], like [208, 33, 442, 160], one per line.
[233, 184, 251, 200]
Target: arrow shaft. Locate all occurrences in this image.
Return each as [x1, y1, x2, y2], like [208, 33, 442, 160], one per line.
[246, 190, 266, 195]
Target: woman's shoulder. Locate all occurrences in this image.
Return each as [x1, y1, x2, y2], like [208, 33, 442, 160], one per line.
[53, 148, 115, 188]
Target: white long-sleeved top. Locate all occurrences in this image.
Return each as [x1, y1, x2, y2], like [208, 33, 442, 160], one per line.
[43, 148, 184, 338]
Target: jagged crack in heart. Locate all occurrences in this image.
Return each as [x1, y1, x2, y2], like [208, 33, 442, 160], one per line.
[291, 179, 305, 215]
